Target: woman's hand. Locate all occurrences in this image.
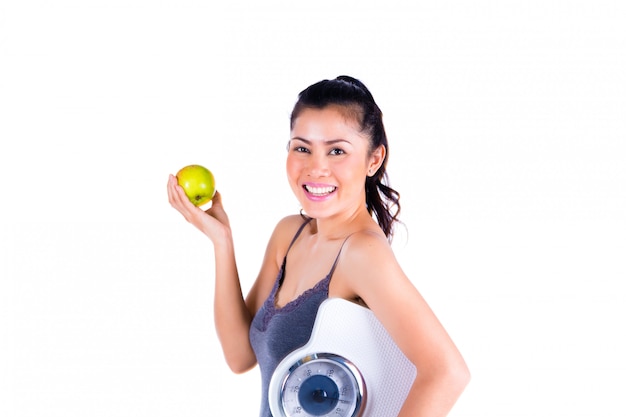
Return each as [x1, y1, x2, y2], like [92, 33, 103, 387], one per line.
[167, 174, 231, 242]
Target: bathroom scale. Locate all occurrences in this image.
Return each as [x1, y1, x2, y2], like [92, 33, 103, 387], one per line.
[268, 297, 417, 417]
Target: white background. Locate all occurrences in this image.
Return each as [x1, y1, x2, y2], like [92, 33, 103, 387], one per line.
[1, 1, 624, 416]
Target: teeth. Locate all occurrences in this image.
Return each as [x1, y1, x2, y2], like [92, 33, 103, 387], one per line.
[305, 185, 336, 195]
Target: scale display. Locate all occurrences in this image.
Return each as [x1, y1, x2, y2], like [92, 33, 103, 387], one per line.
[278, 353, 365, 417]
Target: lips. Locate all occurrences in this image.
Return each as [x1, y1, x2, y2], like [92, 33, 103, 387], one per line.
[303, 184, 337, 197]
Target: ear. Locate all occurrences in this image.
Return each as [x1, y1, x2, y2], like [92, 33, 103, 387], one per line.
[367, 145, 386, 176]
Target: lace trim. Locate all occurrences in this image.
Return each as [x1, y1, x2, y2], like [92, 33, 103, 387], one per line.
[260, 266, 330, 330]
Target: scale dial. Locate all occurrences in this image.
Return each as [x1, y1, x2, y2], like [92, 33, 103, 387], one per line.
[277, 353, 365, 417]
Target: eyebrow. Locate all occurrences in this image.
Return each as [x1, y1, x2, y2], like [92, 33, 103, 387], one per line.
[290, 137, 351, 146]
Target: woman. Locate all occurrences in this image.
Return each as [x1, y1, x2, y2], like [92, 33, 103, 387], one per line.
[167, 76, 470, 416]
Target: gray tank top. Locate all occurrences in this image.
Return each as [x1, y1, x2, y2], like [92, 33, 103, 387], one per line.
[249, 218, 346, 417]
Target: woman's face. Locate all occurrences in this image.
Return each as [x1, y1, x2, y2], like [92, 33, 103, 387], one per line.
[286, 105, 384, 221]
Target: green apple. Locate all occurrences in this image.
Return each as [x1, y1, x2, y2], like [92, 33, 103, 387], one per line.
[176, 164, 216, 206]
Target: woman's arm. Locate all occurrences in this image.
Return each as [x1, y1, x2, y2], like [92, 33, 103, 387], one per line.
[167, 175, 256, 373]
[168, 177, 305, 373]
[338, 233, 470, 416]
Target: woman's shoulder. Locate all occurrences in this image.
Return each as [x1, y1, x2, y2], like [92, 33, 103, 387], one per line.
[340, 227, 397, 272]
[331, 227, 403, 302]
[266, 214, 312, 252]
[275, 213, 310, 228]
[273, 214, 311, 236]
[347, 226, 390, 249]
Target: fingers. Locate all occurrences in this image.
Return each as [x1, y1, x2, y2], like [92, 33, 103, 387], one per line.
[167, 174, 184, 207]
[167, 174, 197, 220]
[167, 175, 179, 205]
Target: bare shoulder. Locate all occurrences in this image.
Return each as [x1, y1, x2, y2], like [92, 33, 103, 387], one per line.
[264, 214, 311, 265]
[271, 214, 310, 244]
[342, 229, 395, 264]
[334, 229, 407, 299]
[274, 214, 310, 233]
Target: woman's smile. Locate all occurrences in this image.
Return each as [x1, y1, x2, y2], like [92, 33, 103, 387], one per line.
[303, 183, 338, 200]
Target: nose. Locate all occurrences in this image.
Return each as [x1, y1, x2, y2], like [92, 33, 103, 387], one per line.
[307, 154, 330, 178]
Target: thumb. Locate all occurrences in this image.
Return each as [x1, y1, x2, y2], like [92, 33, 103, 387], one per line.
[211, 190, 222, 206]
[206, 191, 226, 214]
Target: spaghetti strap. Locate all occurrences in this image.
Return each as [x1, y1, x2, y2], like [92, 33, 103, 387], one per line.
[275, 217, 313, 290]
[285, 217, 313, 256]
[327, 233, 355, 279]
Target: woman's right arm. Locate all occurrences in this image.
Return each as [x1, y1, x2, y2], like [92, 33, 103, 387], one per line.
[167, 175, 255, 373]
[167, 176, 300, 373]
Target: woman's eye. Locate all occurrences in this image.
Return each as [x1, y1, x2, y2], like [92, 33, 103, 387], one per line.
[329, 148, 345, 156]
[291, 146, 309, 153]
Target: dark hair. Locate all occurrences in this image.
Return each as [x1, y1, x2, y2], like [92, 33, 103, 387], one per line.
[290, 75, 401, 240]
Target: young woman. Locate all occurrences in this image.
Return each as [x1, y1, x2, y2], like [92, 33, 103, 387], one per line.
[167, 76, 470, 417]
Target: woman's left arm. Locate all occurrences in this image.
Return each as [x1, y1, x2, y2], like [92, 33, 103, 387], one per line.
[341, 234, 470, 417]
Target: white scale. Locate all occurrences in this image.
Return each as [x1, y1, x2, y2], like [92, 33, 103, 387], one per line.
[268, 298, 417, 417]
